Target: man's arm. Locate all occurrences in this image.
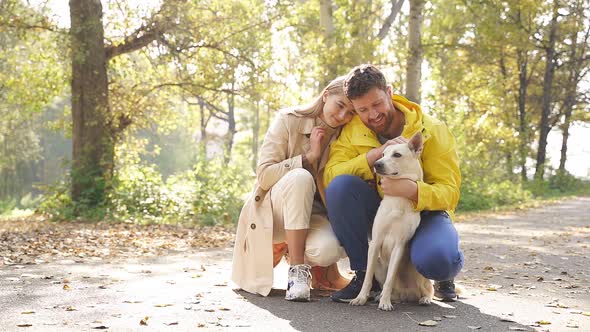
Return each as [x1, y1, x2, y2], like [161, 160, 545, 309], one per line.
[414, 125, 461, 212]
[323, 121, 379, 188]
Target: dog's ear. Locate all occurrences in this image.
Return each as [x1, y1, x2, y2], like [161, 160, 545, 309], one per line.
[407, 132, 423, 156]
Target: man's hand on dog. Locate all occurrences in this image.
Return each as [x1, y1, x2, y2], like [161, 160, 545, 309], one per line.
[380, 178, 418, 203]
[366, 136, 409, 167]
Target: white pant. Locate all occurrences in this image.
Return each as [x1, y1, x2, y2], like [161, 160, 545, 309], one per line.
[270, 168, 346, 267]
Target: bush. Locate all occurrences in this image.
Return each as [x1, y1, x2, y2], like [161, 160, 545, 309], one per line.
[458, 179, 532, 212]
[106, 158, 253, 225]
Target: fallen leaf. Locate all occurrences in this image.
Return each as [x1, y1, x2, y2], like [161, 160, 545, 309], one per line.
[418, 320, 438, 326]
[20, 311, 35, 315]
[508, 327, 529, 331]
[164, 322, 179, 326]
[566, 321, 579, 328]
[191, 274, 202, 278]
[140, 316, 149, 326]
[582, 312, 590, 316]
[204, 309, 215, 312]
[16, 324, 32, 328]
[91, 325, 109, 330]
[154, 304, 174, 308]
[535, 320, 551, 325]
[486, 284, 502, 291]
[219, 307, 230, 311]
[63, 284, 70, 290]
[468, 326, 481, 330]
[443, 315, 457, 318]
[65, 306, 77, 311]
[197, 323, 206, 328]
[214, 282, 227, 287]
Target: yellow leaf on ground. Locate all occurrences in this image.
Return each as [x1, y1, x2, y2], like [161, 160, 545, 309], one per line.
[535, 320, 551, 325]
[140, 316, 149, 326]
[418, 320, 438, 326]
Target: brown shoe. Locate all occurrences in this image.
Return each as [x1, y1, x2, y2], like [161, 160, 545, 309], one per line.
[310, 263, 351, 291]
[273, 242, 288, 267]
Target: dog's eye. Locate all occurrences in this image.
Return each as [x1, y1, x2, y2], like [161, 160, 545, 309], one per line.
[393, 153, 402, 158]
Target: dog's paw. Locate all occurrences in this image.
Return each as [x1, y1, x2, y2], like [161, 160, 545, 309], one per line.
[419, 296, 432, 305]
[378, 299, 394, 311]
[350, 296, 368, 306]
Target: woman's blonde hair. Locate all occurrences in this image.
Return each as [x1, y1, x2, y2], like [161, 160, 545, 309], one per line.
[293, 76, 347, 117]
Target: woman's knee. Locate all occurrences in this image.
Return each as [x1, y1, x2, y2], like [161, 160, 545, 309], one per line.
[280, 168, 315, 195]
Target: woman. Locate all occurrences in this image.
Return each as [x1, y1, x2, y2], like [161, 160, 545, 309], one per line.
[231, 76, 355, 301]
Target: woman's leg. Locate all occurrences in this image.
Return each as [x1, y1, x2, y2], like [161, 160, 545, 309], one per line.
[305, 213, 349, 290]
[270, 168, 316, 301]
[270, 168, 316, 263]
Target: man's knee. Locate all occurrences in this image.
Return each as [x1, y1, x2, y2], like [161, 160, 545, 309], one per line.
[326, 175, 364, 206]
[411, 244, 464, 281]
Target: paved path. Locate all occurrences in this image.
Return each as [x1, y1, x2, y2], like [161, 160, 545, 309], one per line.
[0, 198, 588, 331]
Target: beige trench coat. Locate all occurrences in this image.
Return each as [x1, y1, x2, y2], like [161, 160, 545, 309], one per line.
[231, 109, 339, 296]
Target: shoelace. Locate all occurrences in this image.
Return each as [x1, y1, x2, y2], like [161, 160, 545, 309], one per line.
[291, 265, 312, 283]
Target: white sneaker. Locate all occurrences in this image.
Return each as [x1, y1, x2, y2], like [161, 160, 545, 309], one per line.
[285, 264, 311, 302]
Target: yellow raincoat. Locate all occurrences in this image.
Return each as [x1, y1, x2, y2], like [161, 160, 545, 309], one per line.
[324, 95, 461, 218]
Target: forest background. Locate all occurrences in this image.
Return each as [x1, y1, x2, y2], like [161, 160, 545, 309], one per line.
[0, 0, 588, 225]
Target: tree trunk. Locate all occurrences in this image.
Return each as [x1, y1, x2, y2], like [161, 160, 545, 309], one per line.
[405, 0, 423, 103]
[69, 0, 113, 207]
[534, 1, 559, 181]
[225, 79, 236, 165]
[319, 0, 336, 88]
[252, 100, 260, 172]
[559, 0, 588, 173]
[197, 97, 208, 160]
[517, 50, 529, 181]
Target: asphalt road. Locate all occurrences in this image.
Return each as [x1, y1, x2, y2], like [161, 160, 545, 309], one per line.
[1, 197, 588, 331]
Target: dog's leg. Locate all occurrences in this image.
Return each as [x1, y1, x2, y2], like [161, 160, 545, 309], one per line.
[417, 276, 434, 305]
[350, 237, 382, 306]
[378, 244, 405, 311]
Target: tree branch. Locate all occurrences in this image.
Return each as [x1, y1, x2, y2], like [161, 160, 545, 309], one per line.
[377, 0, 405, 40]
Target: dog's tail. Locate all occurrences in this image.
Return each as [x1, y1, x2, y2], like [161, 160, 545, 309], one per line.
[455, 282, 465, 298]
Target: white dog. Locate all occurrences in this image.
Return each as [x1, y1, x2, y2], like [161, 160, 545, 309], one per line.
[350, 132, 434, 311]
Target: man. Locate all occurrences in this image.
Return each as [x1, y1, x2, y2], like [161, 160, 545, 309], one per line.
[324, 64, 464, 303]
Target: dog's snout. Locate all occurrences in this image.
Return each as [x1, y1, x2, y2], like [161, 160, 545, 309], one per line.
[374, 161, 384, 173]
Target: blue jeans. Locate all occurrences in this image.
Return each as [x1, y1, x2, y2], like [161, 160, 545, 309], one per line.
[326, 175, 464, 281]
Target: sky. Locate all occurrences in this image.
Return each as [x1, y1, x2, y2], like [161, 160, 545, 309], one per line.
[39, 0, 590, 178]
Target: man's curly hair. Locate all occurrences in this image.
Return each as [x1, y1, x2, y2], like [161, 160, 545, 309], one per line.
[343, 64, 387, 100]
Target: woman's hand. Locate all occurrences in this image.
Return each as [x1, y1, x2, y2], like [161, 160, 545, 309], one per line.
[380, 177, 418, 202]
[306, 127, 325, 164]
